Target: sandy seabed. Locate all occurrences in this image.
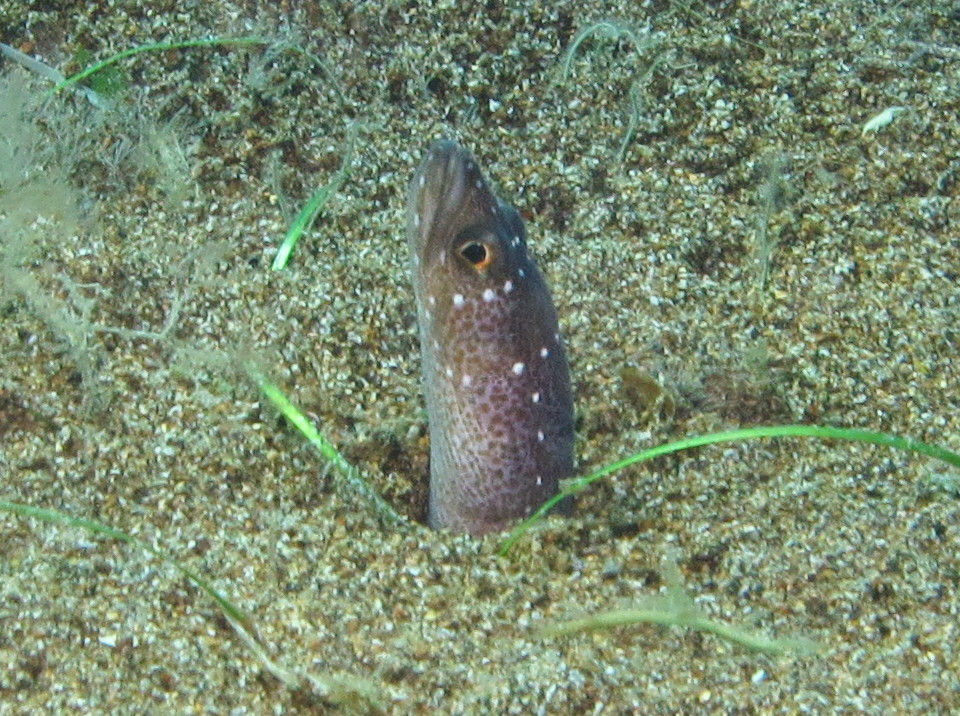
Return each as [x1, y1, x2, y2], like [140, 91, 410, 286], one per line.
[0, 1, 958, 713]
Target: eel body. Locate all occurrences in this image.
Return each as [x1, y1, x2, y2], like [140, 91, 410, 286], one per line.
[406, 140, 574, 535]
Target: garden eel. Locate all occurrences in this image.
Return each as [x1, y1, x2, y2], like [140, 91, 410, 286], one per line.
[407, 140, 574, 535]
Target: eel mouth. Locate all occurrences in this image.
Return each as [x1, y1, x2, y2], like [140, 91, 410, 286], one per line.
[407, 140, 487, 259]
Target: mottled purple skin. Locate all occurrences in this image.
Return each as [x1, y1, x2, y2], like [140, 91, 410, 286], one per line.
[407, 140, 574, 535]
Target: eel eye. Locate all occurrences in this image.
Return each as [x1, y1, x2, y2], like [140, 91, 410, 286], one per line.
[458, 241, 493, 270]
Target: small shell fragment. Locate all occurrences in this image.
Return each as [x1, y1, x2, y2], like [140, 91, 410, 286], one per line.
[861, 106, 908, 137]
